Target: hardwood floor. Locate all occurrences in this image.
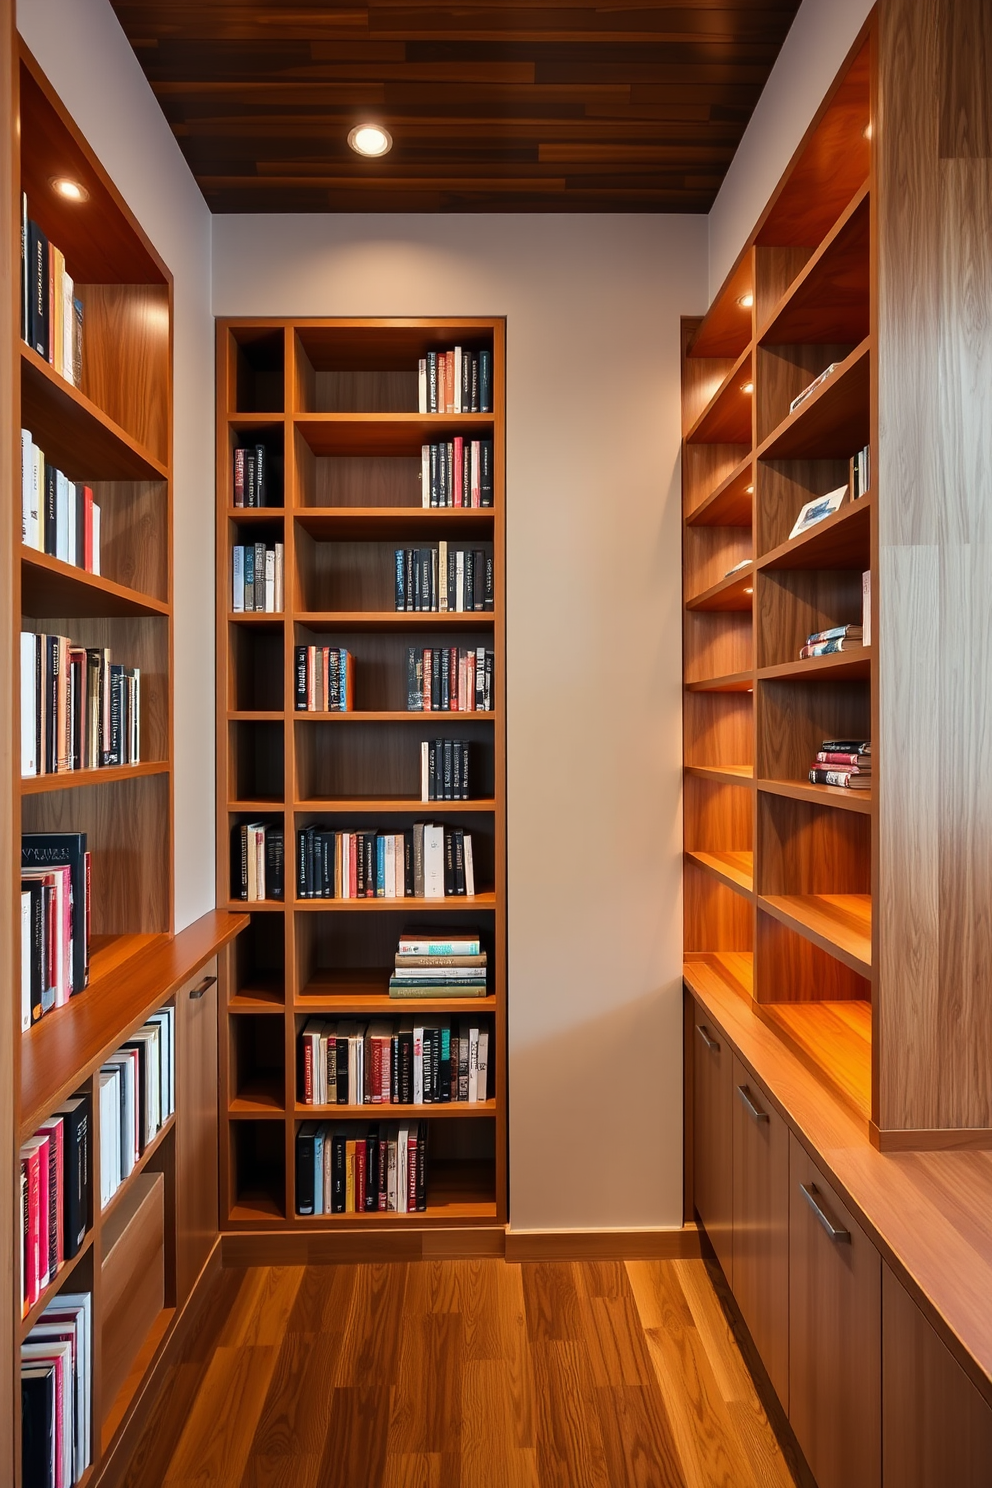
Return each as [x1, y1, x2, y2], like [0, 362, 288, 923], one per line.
[121, 1258, 801, 1488]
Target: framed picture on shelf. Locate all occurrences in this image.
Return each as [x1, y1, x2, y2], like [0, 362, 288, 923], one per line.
[789, 485, 848, 539]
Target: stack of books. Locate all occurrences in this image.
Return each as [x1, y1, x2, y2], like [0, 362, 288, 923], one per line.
[296, 1119, 428, 1216]
[809, 739, 871, 790]
[419, 438, 493, 507]
[232, 542, 284, 613]
[20, 1292, 92, 1488]
[390, 928, 488, 999]
[98, 1005, 175, 1210]
[21, 196, 83, 386]
[19, 1096, 91, 1316]
[417, 346, 492, 414]
[21, 636, 139, 778]
[298, 1012, 490, 1104]
[799, 624, 864, 659]
[21, 431, 100, 570]
[294, 824, 476, 899]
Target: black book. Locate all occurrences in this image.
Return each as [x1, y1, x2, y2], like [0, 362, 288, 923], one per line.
[427, 350, 438, 413]
[105, 663, 123, 766]
[20, 193, 27, 342]
[364, 835, 375, 899]
[484, 554, 494, 611]
[444, 828, 455, 895]
[295, 646, 308, 710]
[232, 825, 248, 900]
[391, 1035, 400, 1103]
[480, 440, 494, 507]
[27, 219, 48, 359]
[443, 739, 453, 801]
[336, 1038, 349, 1104]
[403, 829, 414, 896]
[394, 549, 405, 611]
[254, 443, 267, 505]
[429, 443, 439, 508]
[444, 442, 453, 508]
[331, 1130, 347, 1212]
[419, 549, 432, 612]
[484, 651, 493, 711]
[447, 551, 456, 612]
[439, 1028, 451, 1102]
[441, 647, 450, 711]
[472, 551, 485, 611]
[297, 827, 311, 899]
[44, 464, 57, 556]
[470, 353, 480, 413]
[415, 1120, 428, 1211]
[22, 831, 88, 995]
[328, 648, 340, 710]
[422, 1027, 434, 1104]
[21, 1365, 56, 1488]
[479, 349, 493, 413]
[406, 647, 421, 711]
[265, 827, 284, 901]
[461, 349, 472, 412]
[432, 648, 442, 710]
[461, 742, 470, 801]
[320, 831, 335, 898]
[245, 449, 257, 507]
[452, 738, 462, 798]
[122, 1037, 151, 1150]
[453, 829, 466, 895]
[365, 1128, 379, 1211]
[21, 880, 44, 1024]
[404, 548, 414, 612]
[464, 551, 475, 613]
[254, 542, 265, 611]
[377, 1124, 388, 1209]
[296, 1122, 318, 1214]
[57, 1094, 91, 1257]
[355, 833, 366, 898]
[462, 440, 471, 507]
[413, 548, 421, 611]
[399, 1030, 414, 1103]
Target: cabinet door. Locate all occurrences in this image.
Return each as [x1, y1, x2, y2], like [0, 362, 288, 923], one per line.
[176, 957, 219, 1302]
[883, 1263, 992, 1487]
[789, 1136, 880, 1488]
[732, 1056, 789, 1406]
[691, 1003, 733, 1279]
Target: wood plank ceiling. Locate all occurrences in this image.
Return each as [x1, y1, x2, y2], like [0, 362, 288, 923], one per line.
[108, 2, 804, 213]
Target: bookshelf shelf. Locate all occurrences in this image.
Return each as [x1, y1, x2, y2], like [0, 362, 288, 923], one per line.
[687, 256, 754, 360]
[218, 318, 507, 1239]
[685, 849, 754, 896]
[757, 338, 871, 461]
[20, 761, 169, 795]
[757, 651, 871, 683]
[21, 547, 170, 619]
[686, 764, 754, 784]
[758, 183, 871, 346]
[756, 999, 871, 1122]
[757, 495, 871, 570]
[685, 567, 754, 613]
[756, 777, 872, 814]
[17, 1229, 95, 1342]
[759, 893, 872, 976]
[685, 345, 753, 445]
[685, 671, 754, 694]
[685, 456, 753, 528]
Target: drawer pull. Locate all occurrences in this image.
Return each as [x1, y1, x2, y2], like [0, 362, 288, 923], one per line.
[737, 1084, 769, 1123]
[696, 1024, 720, 1053]
[189, 975, 217, 1001]
[801, 1182, 850, 1243]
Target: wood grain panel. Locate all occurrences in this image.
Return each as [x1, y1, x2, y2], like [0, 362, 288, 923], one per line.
[177, 959, 220, 1302]
[691, 1007, 734, 1280]
[756, 678, 869, 784]
[684, 858, 752, 955]
[755, 909, 869, 1007]
[684, 525, 752, 599]
[755, 567, 863, 668]
[755, 457, 850, 557]
[684, 773, 753, 858]
[683, 692, 754, 771]
[757, 792, 870, 897]
[683, 610, 753, 684]
[78, 283, 171, 463]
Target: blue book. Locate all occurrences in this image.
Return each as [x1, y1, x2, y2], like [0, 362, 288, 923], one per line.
[376, 836, 386, 897]
[243, 544, 255, 612]
[313, 1126, 325, 1214]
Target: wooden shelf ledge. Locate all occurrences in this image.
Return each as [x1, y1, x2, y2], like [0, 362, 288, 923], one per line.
[686, 763, 754, 785]
[758, 892, 872, 977]
[21, 548, 170, 620]
[295, 412, 496, 457]
[756, 999, 872, 1124]
[21, 761, 169, 795]
[758, 649, 871, 683]
[683, 950, 754, 1004]
[685, 671, 753, 694]
[293, 1100, 497, 1118]
[685, 848, 754, 895]
[685, 345, 754, 445]
[293, 711, 495, 724]
[294, 797, 497, 813]
[686, 256, 754, 360]
[287, 893, 498, 914]
[685, 565, 754, 613]
[757, 337, 870, 461]
[685, 456, 753, 528]
[758, 181, 871, 346]
[757, 777, 871, 814]
[757, 493, 871, 572]
[296, 611, 497, 632]
[294, 507, 495, 541]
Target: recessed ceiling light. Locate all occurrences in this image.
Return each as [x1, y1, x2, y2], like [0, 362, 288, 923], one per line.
[741, 381, 754, 394]
[348, 124, 392, 158]
[738, 293, 754, 309]
[51, 176, 89, 202]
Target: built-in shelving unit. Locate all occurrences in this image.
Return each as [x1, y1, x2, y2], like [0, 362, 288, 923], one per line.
[216, 317, 506, 1233]
[682, 35, 874, 1127]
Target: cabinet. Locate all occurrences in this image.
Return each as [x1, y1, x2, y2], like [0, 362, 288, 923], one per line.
[176, 957, 219, 1301]
[789, 1137, 880, 1488]
[731, 1056, 789, 1406]
[691, 1014, 733, 1279]
[882, 1265, 992, 1488]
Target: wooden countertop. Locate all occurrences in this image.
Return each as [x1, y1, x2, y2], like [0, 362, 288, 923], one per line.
[685, 952, 992, 1409]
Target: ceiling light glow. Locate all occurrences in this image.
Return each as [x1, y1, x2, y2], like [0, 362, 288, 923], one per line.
[51, 176, 89, 202]
[348, 124, 393, 158]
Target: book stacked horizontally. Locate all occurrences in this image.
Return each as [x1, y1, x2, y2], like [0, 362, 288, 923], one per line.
[799, 624, 864, 659]
[389, 929, 488, 999]
[809, 739, 871, 790]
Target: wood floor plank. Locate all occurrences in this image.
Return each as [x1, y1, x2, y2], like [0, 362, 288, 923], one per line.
[244, 1331, 342, 1459]
[286, 1261, 358, 1336]
[163, 1345, 279, 1488]
[457, 1258, 529, 1365]
[595, 1384, 688, 1488]
[460, 1360, 541, 1486]
[335, 1263, 409, 1387]
[388, 1311, 463, 1455]
[216, 1267, 306, 1349]
[521, 1262, 581, 1343]
[119, 1361, 210, 1488]
[316, 1386, 392, 1488]
[238, 1454, 322, 1488]
[380, 1454, 444, 1488]
[531, 1339, 612, 1488]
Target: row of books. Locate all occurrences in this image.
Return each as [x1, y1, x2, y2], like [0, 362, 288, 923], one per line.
[296, 1120, 429, 1215]
[19, 1097, 91, 1316]
[394, 545, 493, 613]
[419, 438, 494, 508]
[390, 929, 486, 997]
[417, 347, 493, 415]
[98, 1006, 175, 1210]
[296, 824, 478, 900]
[407, 647, 493, 712]
[20, 634, 139, 778]
[21, 1293, 91, 1488]
[809, 738, 871, 790]
[420, 739, 472, 801]
[850, 443, 870, 499]
[21, 431, 100, 571]
[299, 1016, 490, 1106]
[799, 623, 864, 659]
[232, 542, 284, 613]
[233, 443, 272, 507]
[21, 197, 83, 387]
[21, 832, 90, 1025]
[233, 823, 285, 902]
[294, 646, 355, 711]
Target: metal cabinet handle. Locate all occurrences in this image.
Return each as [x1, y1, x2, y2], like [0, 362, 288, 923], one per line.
[695, 1024, 720, 1053]
[737, 1084, 769, 1123]
[801, 1182, 850, 1243]
[189, 975, 217, 1001]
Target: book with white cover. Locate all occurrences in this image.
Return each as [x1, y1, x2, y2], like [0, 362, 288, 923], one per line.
[423, 824, 445, 898]
[21, 631, 37, 776]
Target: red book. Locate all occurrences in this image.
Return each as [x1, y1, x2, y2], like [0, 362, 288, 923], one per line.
[371, 1038, 382, 1104]
[303, 1039, 313, 1103]
[451, 648, 458, 710]
[233, 447, 246, 507]
[422, 649, 432, 711]
[348, 835, 358, 899]
[355, 1139, 366, 1212]
[407, 1132, 418, 1210]
[21, 1141, 42, 1310]
[470, 440, 481, 508]
[82, 486, 94, 572]
[453, 436, 464, 507]
[378, 1133, 388, 1211]
[38, 1118, 64, 1275]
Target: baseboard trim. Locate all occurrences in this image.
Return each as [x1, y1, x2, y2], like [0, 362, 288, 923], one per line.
[221, 1224, 506, 1266]
[92, 1239, 223, 1488]
[504, 1224, 701, 1262]
[872, 1123, 992, 1152]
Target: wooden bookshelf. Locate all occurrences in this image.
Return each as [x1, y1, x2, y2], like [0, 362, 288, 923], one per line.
[216, 318, 506, 1234]
[3, 40, 247, 1488]
[682, 31, 874, 1128]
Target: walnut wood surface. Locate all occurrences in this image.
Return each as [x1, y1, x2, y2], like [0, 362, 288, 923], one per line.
[177, 958, 220, 1305]
[691, 1013, 734, 1281]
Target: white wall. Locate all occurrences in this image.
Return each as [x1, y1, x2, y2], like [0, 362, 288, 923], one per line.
[213, 214, 707, 1230]
[18, 0, 216, 932]
[708, 0, 875, 299]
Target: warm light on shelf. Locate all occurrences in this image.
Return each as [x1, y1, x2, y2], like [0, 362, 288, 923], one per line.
[743, 586, 754, 594]
[863, 122, 873, 140]
[348, 123, 393, 157]
[740, 381, 754, 394]
[745, 483, 754, 494]
[50, 176, 89, 202]
[738, 293, 754, 309]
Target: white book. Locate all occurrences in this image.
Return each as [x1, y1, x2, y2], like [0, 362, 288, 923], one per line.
[42, 1291, 92, 1474]
[455, 550, 465, 612]
[55, 470, 70, 562]
[264, 549, 275, 612]
[62, 269, 74, 386]
[32, 446, 44, 555]
[132, 669, 141, 762]
[232, 546, 244, 612]
[341, 832, 350, 898]
[387, 1134, 397, 1210]
[394, 834, 404, 897]
[421, 741, 430, 803]
[21, 429, 39, 548]
[421, 443, 430, 508]
[68, 481, 77, 567]
[21, 631, 37, 777]
[417, 358, 427, 415]
[464, 833, 475, 897]
[423, 823, 445, 898]
[98, 1067, 121, 1207]
[396, 1126, 408, 1213]
[146, 1007, 175, 1116]
[477, 1028, 488, 1102]
[384, 834, 395, 899]
[468, 1026, 479, 1104]
[20, 890, 31, 1032]
[103, 1051, 138, 1173]
[453, 345, 462, 413]
[274, 542, 284, 612]
[438, 539, 448, 612]
[862, 569, 872, 647]
[91, 502, 101, 575]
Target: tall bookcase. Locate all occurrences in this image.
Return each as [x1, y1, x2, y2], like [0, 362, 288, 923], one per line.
[682, 33, 876, 1126]
[3, 39, 245, 1488]
[215, 318, 507, 1236]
